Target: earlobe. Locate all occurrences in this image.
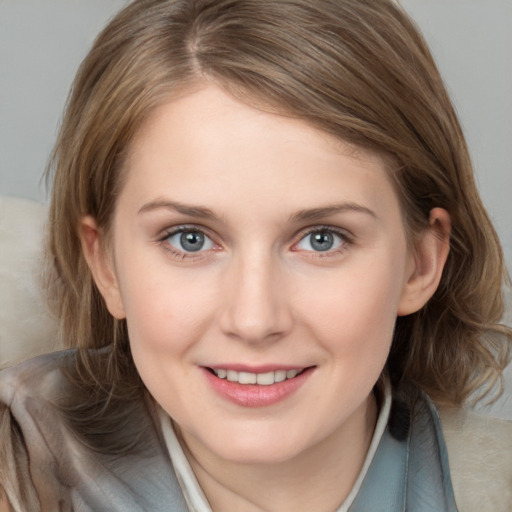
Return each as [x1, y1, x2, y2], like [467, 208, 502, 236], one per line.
[79, 216, 126, 319]
[397, 208, 451, 316]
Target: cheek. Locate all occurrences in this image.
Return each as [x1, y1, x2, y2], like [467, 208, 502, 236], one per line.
[116, 261, 218, 353]
[301, 257, 405, 358]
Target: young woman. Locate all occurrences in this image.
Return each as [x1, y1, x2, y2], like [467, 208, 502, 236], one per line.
[1, 1, 511, 511]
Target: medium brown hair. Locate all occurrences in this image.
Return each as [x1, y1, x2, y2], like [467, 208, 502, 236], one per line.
[45, 0, 510, 408]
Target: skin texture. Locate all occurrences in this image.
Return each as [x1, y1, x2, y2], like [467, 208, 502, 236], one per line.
[80, 85, 450, 512]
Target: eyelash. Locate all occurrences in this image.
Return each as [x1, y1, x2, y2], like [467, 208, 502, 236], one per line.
[158, 225, 217, 260]
[158, 224, 353, 261]
[292, 226, 353, 258]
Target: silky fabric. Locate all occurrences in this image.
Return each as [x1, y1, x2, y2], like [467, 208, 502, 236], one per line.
[0, 350, 457, 511]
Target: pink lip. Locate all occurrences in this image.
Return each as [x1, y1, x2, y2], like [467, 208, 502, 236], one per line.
[202, 366, 314, 408]
[208, 364, 304, 373]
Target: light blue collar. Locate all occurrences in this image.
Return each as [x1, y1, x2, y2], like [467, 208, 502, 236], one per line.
[348, 393, 458, 511]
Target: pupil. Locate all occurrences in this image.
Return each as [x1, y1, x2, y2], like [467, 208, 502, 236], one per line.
[181, 231, 204, 252]
[311, 232, 333, 251]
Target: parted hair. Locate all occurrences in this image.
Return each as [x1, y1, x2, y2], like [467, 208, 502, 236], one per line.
[45, 0, 510, 410]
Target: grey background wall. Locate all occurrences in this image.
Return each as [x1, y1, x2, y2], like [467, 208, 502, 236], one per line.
[1, 0, 511, 272]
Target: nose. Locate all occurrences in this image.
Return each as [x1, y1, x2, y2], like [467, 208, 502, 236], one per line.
[218, 250, 293, 345]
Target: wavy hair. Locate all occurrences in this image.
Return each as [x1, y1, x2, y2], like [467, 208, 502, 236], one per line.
[44, 0, 510, 414]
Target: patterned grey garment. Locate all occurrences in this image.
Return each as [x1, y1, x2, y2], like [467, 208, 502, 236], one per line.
[0, 351, 457, 511]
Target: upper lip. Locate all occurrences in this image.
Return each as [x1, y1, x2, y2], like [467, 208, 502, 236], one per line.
[203, 364, 313, 373]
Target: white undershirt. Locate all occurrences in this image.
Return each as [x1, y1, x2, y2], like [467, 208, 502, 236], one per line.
[158, 380, 392, 512]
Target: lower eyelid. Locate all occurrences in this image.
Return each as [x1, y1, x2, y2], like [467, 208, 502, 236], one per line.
[161, 245, 189, 260]
[160, 240, 215, 262]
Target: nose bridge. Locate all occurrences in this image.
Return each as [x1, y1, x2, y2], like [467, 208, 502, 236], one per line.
[220, 245, 291, 343]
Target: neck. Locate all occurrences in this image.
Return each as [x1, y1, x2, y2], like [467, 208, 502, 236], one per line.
[178, 393, 378, 512]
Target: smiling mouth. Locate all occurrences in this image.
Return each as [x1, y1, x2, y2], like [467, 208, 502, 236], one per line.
[207, 368, 308, 386]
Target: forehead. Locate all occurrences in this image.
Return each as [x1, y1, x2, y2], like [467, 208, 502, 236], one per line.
[119, 85, 401, 224]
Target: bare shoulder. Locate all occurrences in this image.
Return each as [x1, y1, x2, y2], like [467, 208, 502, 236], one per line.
[439, 406, 512, 512]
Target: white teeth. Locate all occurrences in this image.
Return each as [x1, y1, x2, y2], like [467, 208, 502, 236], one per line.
[256, 371, 275, 386]
[238, 371, 257, 384]
[274, 370, 287, 383]
[226, 370, 238, 382]
[212, 368, 303, 385]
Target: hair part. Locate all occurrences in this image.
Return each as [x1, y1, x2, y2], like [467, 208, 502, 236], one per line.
[44, 0, 510, 429]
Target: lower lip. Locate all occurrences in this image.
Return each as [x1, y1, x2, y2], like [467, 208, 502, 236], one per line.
[202, 367, 314, 407]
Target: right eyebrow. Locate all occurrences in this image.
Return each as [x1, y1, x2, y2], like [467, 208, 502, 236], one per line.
[138, 199, 217, 219]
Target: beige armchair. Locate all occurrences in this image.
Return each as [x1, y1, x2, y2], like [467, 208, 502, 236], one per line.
[0, 196, 58, 367]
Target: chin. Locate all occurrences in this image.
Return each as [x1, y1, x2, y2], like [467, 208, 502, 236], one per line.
[203, 426, 315, 466]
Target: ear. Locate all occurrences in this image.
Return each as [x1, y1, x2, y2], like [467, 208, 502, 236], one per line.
[398, 208, 451, 316]
[79, 216, 126, 319]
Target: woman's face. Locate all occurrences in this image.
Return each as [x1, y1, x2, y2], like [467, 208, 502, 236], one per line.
[95, 85, 418, 465]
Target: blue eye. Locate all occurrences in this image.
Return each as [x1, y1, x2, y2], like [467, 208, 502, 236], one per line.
[296, 229, 345, 252]
[166, 229, 214, 252]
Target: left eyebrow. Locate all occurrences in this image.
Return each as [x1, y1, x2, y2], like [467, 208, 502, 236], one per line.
[290, 203, 377, 223]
